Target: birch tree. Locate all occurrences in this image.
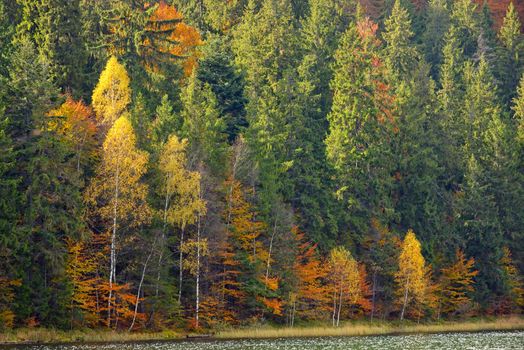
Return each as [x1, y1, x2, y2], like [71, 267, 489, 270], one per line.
[396, 230, 426, 320]
[158, 134, 206, 314]
[85, 116, 150, 327]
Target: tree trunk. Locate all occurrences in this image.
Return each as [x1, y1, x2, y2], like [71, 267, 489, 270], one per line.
[265, 220, 277, 287]
[195, 213, 202, 329]
[370, 269, 377, 322]
[108, 165, 120, 327]
[129, 238, 155, 331]
[178, 227, 185, 304]
[332, 288, 337, 327]
[336, 284, 343, 327]
[400, 278, 409, 321]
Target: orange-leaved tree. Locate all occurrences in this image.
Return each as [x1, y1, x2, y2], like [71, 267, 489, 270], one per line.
[288, 226, 329, 324]
[437, 249, 478, 318]
[65, 237, 99, 327]
[47, 96, 97, 173]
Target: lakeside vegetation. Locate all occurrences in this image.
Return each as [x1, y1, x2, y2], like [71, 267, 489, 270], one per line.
[1, 317, 523, 345]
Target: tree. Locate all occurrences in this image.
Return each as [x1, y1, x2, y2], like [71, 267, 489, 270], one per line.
[65, 237, 99, 327]
[396, 229, 426, 320]
[383, 0, 419, 84]
[197, 35, 247, 142]
[288, 227, 329, 324]
[422, 0, 450, 77]
[158, 133, 205, 320]
[328, 246, 360, 327]
[437, 250, 478, 318]
[455, 155, 504, 305]
[91, 56, 131, 126]
[179, 71, 227, 174]
[500, 247, 524, 312]
[496, 2, 524, 107]
[85, 116, 150, 327]
[326, 17, 395, 237]
[14, 0, 87, 93]
[47, 96, 97, 173]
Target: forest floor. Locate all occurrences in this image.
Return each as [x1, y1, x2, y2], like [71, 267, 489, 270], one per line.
[0, 316, 522, 345]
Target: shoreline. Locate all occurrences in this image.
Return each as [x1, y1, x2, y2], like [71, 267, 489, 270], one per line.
[0, 317, 522, 346]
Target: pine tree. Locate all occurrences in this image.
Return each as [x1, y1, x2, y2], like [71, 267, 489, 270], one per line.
[285, 0, 352, 247]
[456, 155, 504, 305]
[326, 17, 395, 236]
[422, 0, 450, 76]
[14, 0, 87, 93]
[383, 0, 419, 84]
[496, 2, 524, 107]
[179, 71, 227, 174]
[198, 35, 247, 142]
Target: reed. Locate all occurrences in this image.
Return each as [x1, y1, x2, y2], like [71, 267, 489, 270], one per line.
[0, 328, 182, 345]
[216, 317, 524, 339]
[1, 317, 522, 345]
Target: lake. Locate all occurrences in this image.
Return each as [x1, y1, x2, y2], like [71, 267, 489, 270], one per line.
[3, 331, 524, 350]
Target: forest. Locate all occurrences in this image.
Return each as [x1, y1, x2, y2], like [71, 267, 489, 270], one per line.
[0, 0, 523, 332]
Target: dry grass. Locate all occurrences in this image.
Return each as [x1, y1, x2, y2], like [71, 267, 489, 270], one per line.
[216, 316, 524, 340]
[1, 317, 522, 345]
[0, 328, 182, 345]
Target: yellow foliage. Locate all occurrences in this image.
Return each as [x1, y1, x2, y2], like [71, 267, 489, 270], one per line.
[0, 277, 21, 329]
[329, 246, 361, 305]
[159, 134, 206, 229]
[92, 56, 131, 126]
[396, 229, 427, 318]
[86, 116, 151, 228]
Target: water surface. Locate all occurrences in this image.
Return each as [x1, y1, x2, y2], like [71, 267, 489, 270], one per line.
[5, 331, 524, 350]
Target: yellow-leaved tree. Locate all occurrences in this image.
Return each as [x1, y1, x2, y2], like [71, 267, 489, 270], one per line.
[85, 116, 150, 327]
[328, 246, 361, 327]
[396, 229, 427, 320]
[158, 134, 206, 326]
[92, 56, 131, 126]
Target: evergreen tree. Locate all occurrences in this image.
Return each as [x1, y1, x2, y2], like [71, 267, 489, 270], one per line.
[422, 0, 450, 77]
[198, 35, 247, 142]
[326, 17, 395, 237]
[14, 0, 87, 94]
[496, 2, 524, 107]
[455, 155, 504, 305]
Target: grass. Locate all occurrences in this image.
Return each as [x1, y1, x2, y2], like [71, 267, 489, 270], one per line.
[0, 328, 183, 345]
[216, 316, 524, 339]
[1, 317, 522, 345]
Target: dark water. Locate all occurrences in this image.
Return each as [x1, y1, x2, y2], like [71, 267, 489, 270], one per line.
[4, 331, 524, 350]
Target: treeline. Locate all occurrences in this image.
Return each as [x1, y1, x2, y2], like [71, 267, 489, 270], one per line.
[0, 0, 523, 331]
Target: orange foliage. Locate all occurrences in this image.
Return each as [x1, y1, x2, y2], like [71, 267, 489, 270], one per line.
[437, 250, 478, 317]
[259, 297, 283, 316]
[47, 96, 97, 169]
[65, 237, 100, 327]
[143, 1, 202, 75]
[475, 0, 524, 30]
[355, 264, 372, 316]
[291, 227, 330, 320]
